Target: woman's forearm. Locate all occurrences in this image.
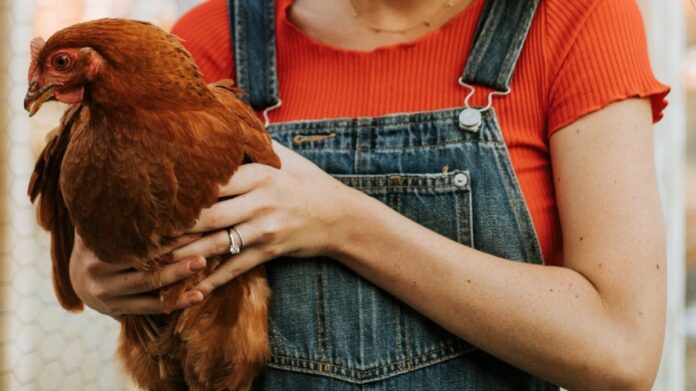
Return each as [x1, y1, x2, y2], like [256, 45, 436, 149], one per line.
[180, 101, 664, 390]
[329, 188, 656, 390]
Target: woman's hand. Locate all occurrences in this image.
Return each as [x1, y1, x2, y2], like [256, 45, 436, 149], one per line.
[174, 141, 357, 296]
[69, 233, 207, 316]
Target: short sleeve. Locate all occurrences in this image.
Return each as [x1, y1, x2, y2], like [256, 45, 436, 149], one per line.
[545, 0, 670, 137]
[171, 0, 234, 83]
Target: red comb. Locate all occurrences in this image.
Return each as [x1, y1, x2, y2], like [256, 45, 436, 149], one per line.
[28, 37, 45, 80]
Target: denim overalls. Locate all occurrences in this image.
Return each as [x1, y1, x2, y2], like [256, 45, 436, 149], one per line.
[229, 0, 559, 389]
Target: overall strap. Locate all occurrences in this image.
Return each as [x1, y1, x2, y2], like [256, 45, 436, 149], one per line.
[462, 0, 540, 92]
[228, 0, 279, 110]
[227, 0, 539, 107]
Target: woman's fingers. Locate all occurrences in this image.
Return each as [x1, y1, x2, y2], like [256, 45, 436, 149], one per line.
[114, 255, 206, 296]
[188, 193, 259, 233]
[195, 248, 266, 296]
[109, 295, 166, 315]
[173, 230, 230, 261]
[173, 225, 257, 262]
[107, 291, 203, 315]
[218, 163, 277, 197]
[144, 233, 203, 261]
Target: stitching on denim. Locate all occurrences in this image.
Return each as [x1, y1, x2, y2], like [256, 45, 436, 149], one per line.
[462, 0, 503, 82]
[347, 186, 468, 193]
[495, 1, 540, 90]
[480, 109, 542, 262]
[267, 348, 473, 384]
[269, 323, 292, 351]
[395, 295, 404, 364]
[285, 140, 504, 153]
[507, 168, 544, 263]
[468, 183, 475, 247]
[267, 351, 468, 385]
[316, 262, 328, 360]
[454, 190, 464, 245]
[491, 142, 537, 257]
[334, 176, 472, 191]
[333, 173, 473, 191]
[267, 106, 496, 131]
[403, 306, 413, 371]
[270, 342, 472, 373]
[232, 0, 249, 98]
[263, 0, 279, 102]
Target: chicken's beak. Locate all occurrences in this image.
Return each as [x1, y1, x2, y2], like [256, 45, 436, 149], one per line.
[24, 81, 58, 117]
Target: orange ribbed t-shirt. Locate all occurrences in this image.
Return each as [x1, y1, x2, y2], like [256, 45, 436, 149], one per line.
[172, 0, 669, 266]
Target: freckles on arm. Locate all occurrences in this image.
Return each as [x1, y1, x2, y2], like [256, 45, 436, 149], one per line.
[551, 97, 666, 334]
[329, 98, 666, 389]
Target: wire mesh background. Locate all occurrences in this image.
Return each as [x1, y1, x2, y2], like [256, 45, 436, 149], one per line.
[0, 1, 201, 389]
[0, 0, 689, 390]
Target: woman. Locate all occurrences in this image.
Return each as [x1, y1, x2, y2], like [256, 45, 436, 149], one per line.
[68, 0, 670, 389]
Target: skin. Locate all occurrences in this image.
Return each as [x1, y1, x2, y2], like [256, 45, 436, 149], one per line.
[67, 1, 666, 390]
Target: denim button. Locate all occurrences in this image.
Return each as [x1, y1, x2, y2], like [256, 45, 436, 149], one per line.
[458, 108, 482, 132]
[453, 173, 469, 188]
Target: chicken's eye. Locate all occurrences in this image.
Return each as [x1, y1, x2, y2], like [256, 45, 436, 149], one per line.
[52, 53, 73, 71]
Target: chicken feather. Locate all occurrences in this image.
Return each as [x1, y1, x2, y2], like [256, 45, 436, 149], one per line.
[26, 19, 279, 390]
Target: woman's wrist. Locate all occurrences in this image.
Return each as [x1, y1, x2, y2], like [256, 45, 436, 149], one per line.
[323, 184, 387, 262]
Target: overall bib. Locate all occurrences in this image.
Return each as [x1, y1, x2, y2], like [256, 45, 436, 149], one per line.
[229, 0, 559, 389]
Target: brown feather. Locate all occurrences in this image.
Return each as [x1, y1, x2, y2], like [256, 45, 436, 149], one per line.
[28, 104, 84, 311]
[28, 19, 277, 390]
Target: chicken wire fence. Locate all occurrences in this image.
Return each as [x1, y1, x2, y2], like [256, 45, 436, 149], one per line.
[0, 1, 201, 390]
[0, 0, 687, 390]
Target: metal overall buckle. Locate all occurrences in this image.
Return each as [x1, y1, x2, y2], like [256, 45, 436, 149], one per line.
[458, 78, 511, 132]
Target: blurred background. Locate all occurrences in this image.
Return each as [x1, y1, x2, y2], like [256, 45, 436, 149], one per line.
[0, 0, 693, 390]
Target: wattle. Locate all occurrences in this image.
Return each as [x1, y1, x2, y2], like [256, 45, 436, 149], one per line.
[55, 86, 84, 104]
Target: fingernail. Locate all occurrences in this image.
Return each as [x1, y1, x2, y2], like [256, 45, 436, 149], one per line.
[194, 284, 209, 296]
[187, 291, 204, 304]
[189, 256, 206, 272]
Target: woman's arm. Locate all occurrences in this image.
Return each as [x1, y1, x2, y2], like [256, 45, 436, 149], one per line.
[68, 234, 206, 316]
[183, 98, 665, 390]
[328, 98, 667, 390]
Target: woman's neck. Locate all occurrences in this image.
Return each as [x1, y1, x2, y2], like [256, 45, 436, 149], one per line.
[288, 0, 473, 51]
[347, 0, 453, 30]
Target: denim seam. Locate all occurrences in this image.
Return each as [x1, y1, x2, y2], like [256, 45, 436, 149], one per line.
[347, 187, 469, 192]
[287, 140, 505, 153]
[468, 183, 475, 247]
[267, 108, 498, 131]
[268, 345, 475, 384]
[396, 292, 406, 367]
[263, 0, 278, 103]
[454, 190, 464, 245]
[463, 0, 503, 82]
[267, 351, 471, 384]
[495, 2, 540, 89]
[334, 171, 472, 192]
[488, 125, 544, 264]
[269, 324, 292, 352]
[232, 0, 249, 99]
[271, 343, 468, 371]
[402, 300, 412, 371]
[316, 262, 329, 360]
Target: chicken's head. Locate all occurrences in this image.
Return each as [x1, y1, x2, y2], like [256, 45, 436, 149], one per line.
[24, 36, 103, 116]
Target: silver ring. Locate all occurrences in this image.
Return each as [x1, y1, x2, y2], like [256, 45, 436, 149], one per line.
[228, 228, 241, 255]
[231, 227, 245, 248]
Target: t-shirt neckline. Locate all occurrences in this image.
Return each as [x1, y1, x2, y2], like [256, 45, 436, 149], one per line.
[279, 0, 483, 55]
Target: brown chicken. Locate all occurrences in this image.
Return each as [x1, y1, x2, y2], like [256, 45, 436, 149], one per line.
[24, 19, 279, 390]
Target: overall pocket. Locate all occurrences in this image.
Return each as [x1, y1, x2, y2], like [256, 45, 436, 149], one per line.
[333, 170, 474, 247]
[266, 170, 477, 384]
